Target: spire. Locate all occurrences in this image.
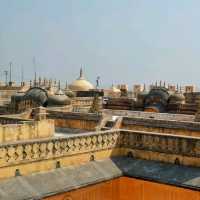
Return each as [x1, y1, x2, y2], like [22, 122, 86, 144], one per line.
[143, 83, 146, 91]
[39, 77, 41, 86]
[176, 84, 179, 92]
[65, 81, 69, 90]
[30, 80, 32, 88]
[58, 80, 61, 90]
[80, 67, 83, 78]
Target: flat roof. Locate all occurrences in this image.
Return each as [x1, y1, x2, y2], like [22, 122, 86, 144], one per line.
[0, 157, 199, 200]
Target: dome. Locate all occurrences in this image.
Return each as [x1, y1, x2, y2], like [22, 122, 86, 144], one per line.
[47, 94, 71, 106]
[144, 87, 170, 112]
[25, 87, 48, 106]
[69, 68, 94, 91]
[48, 84, 71, 106]
[65, 90, 75, 98]
[169, 92, 185, 104]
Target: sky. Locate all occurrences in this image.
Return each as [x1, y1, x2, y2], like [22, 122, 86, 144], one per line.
[0, 0, 200, 88]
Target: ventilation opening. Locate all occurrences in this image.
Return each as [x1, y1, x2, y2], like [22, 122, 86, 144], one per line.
[127, 151, 133, 158]
[43, 101, 48, 107]
[15, 169, 21, 177]
[56, 161, 61, 168]
[174, 158, 180, 165]
[90, 155, 95, 161]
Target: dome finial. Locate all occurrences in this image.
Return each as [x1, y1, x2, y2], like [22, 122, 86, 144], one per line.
[80, 67, 83, 78]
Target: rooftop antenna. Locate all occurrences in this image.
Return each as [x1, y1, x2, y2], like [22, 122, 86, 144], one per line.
[33, 57, 37, 86]
[96, 76, 100, 89]
[80, 67, 84, 79]
[58, 80, 61, 90]
[176, 84, 179, 92]
[143, 83, 146, 91]
[65, 80, 69, 89]
[4, 70, 8, 86]
[21, 65, 24, 83]
[9, 62, 12, 86]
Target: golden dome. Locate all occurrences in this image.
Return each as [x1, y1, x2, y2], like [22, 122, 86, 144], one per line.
[69, 68, 94, 91]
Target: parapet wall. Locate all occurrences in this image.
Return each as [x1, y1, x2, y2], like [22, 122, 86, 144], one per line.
[0, 119, 54, 143]
[47, 111, 101, 130]
[122, 117, 200, 137]
[0, 129, 199, 179]
[103, 109, 195, 122]
[0, 116, 31, 124]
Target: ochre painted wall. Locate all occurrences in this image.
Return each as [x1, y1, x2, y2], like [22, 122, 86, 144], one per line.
[44, 177, 200, 200]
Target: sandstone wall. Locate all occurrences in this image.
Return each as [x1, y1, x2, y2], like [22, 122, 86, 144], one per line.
[0, 129, 199, 179]
[0, 119, 54, 143]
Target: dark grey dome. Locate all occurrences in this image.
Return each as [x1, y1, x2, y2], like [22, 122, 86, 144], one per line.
[48, 90, 71, 106]
[144, 87, 170, 112]
[169, 92, 185, 104]
[25, 87, 48, 106]
[146, 87, 170, 103]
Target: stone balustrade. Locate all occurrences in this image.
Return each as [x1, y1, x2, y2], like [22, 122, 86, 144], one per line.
[122, 117, 200, 131]
[0, 130, 120, 168]
[0, 129, 199, 169]
[122, 130, 200, 158]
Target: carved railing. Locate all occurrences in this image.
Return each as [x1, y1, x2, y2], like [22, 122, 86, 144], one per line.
[0, 129, 200, 168]
[0, 130, 121, 167]
[122, 130, 200, 158]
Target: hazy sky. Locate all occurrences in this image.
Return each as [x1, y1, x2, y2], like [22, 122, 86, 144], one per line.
[0, 0, 200, 87]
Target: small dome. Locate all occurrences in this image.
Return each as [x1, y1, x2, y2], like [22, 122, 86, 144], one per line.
[65, 90, 75, 98]
[169, 92, 185, 104]
[48, 85, 71, 106]
[48, 94, 71, 106]
[69, 68, 94, 91]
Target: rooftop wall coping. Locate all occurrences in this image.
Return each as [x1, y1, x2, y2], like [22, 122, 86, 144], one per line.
[123, 116, 200, 131]
[103, 109, 195, 121]
[47, 111, 101, 121]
